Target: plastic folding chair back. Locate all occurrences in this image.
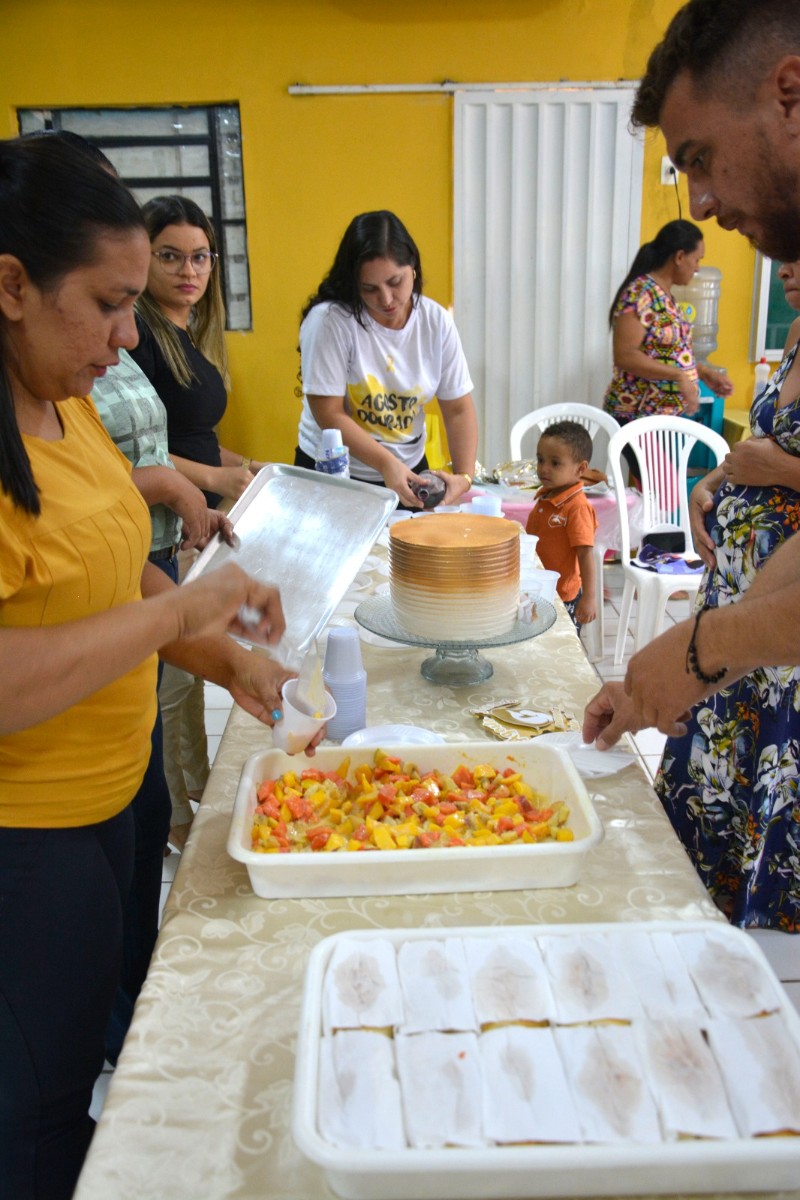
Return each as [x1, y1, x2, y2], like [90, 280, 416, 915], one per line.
[509, 402, 620, 467]
[509, 403, 620, 664]
[607, 414, 729, 663]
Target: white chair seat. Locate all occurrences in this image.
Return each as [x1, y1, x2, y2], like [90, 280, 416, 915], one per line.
[509, 402, 621, 663]
[606, 415, 729, 664]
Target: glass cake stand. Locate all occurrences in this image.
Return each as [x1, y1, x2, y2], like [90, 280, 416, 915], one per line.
[354, 594, 556, 686]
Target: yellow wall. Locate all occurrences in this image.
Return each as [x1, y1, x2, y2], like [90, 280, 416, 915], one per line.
[1, 0, 756, 460]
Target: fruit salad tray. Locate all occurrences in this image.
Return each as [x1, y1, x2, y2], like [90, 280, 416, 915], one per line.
[227, 740, 603, 899]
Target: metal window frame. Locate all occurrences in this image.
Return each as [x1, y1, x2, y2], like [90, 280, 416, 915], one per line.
[17, 104, 251, 332]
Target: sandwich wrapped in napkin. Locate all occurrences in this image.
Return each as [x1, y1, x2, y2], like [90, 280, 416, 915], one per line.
[472, 698, 578, 742]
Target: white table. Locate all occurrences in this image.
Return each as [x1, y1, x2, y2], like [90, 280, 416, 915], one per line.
[75, 552, 793, 1200]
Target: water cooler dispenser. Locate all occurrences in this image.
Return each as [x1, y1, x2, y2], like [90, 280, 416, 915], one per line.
[673, 265, 726, 477]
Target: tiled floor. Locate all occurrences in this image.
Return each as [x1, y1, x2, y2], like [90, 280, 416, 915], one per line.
[91, 562, 798, 1119]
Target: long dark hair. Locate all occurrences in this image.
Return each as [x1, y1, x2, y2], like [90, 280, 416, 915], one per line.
[136, 195, 228, 389]
[0, 136, 145, 515]
[301, 210, 423, 328]
[608, 219, 703, 327]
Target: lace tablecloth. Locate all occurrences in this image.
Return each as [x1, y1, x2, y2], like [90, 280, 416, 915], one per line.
[75, 553, 795, 1200]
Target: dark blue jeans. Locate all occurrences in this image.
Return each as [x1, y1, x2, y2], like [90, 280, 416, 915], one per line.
[0, 807, 134, 1200]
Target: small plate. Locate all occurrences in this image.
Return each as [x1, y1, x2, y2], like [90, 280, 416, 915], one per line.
[535, 730, 636, 777]
[341, 724, 446, 748]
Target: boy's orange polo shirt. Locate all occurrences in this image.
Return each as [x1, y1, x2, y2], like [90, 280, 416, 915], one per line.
[526, 482, 598, 602]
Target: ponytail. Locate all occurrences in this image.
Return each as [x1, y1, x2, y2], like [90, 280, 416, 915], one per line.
[608, 219, 702, 327]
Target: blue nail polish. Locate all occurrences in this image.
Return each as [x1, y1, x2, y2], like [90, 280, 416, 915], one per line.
[271, 708, 283, 722]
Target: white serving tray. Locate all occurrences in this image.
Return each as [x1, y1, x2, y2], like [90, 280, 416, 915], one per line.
[292, 920, 800, 1199]
[185, 464, 397, 652]
[227, 741, 603, 898]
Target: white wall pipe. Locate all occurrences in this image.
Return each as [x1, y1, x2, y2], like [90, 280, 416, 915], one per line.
[287, 80, 635, 96]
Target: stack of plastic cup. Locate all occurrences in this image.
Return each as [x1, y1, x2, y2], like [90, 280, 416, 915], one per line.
[322, 627, 367, 742]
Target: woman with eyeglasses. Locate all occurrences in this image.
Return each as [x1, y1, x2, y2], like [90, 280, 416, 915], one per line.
[131, 195, 266, 510]
[0, 136, 292, 1200]
[130, 196, 266, 850]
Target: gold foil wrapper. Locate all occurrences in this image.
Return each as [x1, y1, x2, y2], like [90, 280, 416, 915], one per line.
[471, 698, 578, 742]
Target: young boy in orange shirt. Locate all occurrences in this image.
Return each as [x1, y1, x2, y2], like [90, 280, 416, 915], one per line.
[525, 421, 598, 631]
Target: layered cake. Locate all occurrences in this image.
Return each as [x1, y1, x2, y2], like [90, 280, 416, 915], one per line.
[389, 514, 520, 641]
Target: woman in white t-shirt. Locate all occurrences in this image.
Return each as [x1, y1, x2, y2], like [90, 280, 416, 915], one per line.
[295, 210, 478, 507]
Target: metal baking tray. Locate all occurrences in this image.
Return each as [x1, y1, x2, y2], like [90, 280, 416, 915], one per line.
[185, 465, 397, 652]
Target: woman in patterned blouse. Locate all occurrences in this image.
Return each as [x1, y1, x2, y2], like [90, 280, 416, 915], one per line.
[603, 220, 732, 428]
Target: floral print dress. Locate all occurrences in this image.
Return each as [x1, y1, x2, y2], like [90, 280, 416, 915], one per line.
[603, 275, 698, 421]
[655, 343, 800, 931]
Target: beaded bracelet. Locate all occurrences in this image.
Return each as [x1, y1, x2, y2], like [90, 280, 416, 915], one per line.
[685, 607, 727, 685]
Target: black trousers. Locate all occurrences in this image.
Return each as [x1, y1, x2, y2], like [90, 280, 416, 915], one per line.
[0, 806, 134, 1200]
[105, 553, 176, 1066]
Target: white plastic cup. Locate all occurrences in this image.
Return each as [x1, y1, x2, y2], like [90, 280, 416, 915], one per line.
[470, 493, 503, 517]
[520, 568, 560, 605]
[322, 627, 364, 678]
[272, 678, 336, 755]
[519, 532, 540, 563]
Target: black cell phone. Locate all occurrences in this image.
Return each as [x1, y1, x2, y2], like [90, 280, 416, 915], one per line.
[641, 530, 686, 554]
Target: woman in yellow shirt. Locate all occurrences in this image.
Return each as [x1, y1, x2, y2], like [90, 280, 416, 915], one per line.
[0, 136, 296, 1200]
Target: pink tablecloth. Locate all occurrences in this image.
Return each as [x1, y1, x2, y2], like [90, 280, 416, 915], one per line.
[492, 488, 644, 556]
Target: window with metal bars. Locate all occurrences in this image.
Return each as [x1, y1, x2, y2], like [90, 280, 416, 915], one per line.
[18, 104, 252, 331]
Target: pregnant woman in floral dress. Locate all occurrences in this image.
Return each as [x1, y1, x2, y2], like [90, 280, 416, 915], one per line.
[655, 263, 800, 931]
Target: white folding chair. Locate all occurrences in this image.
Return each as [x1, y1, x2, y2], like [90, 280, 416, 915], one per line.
[510, 402, 621, 465]
[509, 403, 621, 663]
[607, 414, 729, 664]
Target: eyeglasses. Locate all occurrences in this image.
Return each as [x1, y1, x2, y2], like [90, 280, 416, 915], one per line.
[151, 249, 217, 274]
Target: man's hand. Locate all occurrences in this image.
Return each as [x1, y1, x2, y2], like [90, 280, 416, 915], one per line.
[624, 621, 708, 736]
[582, 682, 643, 749]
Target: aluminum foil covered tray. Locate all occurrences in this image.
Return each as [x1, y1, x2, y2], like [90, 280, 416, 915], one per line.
[293, 920, 800, 1199]
[185, 465, 396, 651]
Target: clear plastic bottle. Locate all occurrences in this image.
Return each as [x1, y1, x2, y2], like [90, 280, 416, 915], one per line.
[753, 356, 771, 402]
[315, 428, 350, 478]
